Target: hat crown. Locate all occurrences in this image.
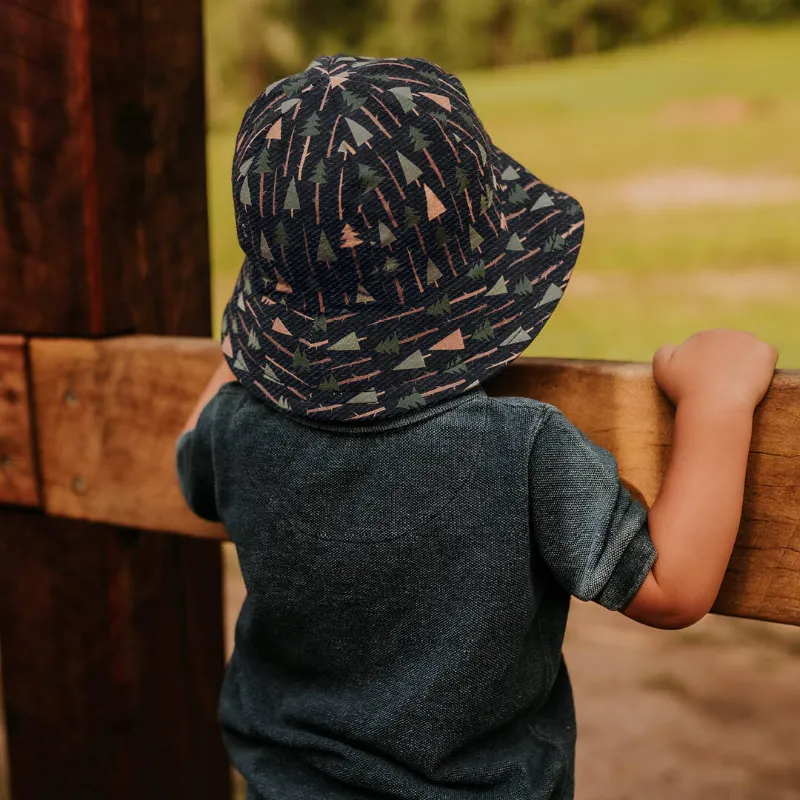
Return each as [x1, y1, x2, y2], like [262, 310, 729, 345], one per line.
[232, 55, 496, 309]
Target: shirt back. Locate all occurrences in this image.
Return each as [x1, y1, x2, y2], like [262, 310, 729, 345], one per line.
[176, 382, 656, 800]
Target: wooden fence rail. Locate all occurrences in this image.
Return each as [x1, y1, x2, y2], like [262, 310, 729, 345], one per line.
[3, 333, 799, 626]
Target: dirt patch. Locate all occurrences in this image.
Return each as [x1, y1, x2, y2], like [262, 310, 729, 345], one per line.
[658, 96, 770, 127]
[611, 169, 800, 210]
[567, 267, 800, 301]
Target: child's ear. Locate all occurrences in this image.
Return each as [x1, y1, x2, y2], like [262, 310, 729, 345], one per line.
[621, 479, 650, 510]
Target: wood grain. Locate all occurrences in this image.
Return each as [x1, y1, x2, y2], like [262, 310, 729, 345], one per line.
[0, 335, 40, 506]
[0, 3, 228, 796]
[0, 509, 228, 800]
[0, 0, 211, 335]
[30, 335, 225, 539]
[29, 336, 800, 626]
[489, 359, 800, 626]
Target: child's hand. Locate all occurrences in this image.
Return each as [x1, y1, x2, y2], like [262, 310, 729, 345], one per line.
[652, 329, 778, 413]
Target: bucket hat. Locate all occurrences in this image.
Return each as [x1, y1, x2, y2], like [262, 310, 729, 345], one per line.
[222, 55, 584, 421]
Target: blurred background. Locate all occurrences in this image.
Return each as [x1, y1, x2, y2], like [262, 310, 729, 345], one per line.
[216, 1, 800, 798]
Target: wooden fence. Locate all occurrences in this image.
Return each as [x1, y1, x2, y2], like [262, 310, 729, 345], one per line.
[1, 2, 798, 798]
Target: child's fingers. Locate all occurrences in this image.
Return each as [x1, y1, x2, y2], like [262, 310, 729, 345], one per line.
[652, 343, 677, 382]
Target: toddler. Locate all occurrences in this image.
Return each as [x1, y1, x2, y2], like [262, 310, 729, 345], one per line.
[176, 55, 777, 799]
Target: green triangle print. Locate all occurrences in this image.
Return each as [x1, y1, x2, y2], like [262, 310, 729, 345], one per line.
[347, 389, 379, 404]
[501, 165, 520, 181]
[237, 292, 246, 310]
[506, 233, 524, 251]
[329, 331, 360, 351]
[281, 98, 301, 114]
[240, 179, 251, 206]
[532, 192, 554, 210]
[500, 326, 532, 347]
[262, 362, 282, 384]
[389, 86, 415, 113]
[239, 156, 254, 177]
[393, 349, 427, 370]
[426, 259, 443, 284]
[486, 276, 508, 296]
[535, 282, 564, 307]
[233, 351, 248, 371]
[397, 151, 423, 185]
[345, 117, 373, 147]
[378, 221, 396, 247]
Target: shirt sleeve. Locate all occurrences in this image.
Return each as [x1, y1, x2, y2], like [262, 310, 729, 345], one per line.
[529, 405, 658, 611]
[175, 392, 221, 523]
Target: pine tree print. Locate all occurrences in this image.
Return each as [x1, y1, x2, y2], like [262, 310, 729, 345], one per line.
[506, 232, 524, 251]
[262, 362, 281, 385]
[284, 177, 300, 217]
[297, 111, 321, 179]
[282, 76, 307, 97]
[356, 284, 375, 303]
[409, 126, 444, 186]
[426, 295, 451, 316]
[404, 205, 421, 230]
[397, 388, 426, 410]
[501, 165, 520, 181]
[384, 256, 399, 274]
[397, 151, 423, 186]
[240, 178, 252, 207]
[340, 223, 363, 249]
[513, 276, 533, 295]
[507, 183, 529, 205]
[274, 221, 288, 266]
[566, 200, 582, 217]
[345, 117, 373, 148]
[424, 184, 446, 220]
[375, 332, 400, 354]
[455, 167, 468, 194]
[467, 260, 485, 279]
[247, 329, 261, 350]
[544, 231, 566, 253]
[342, 90, 366, 110]
[359, 163, 384, 193]
[243, 273, 253, 295]
[233, 351, 247, 372]
[292, 345, 311, 371]
[378, 220, 396, 248]
[309, 159, 327, 224]
[408, 126, 430, 152]
[469, 225, 484, 251]
[319, 374, 342, 392]
[317, 231, 337, 264]
[312, 313, 327, 332]
[426, 259, 443, 286]
[260, 232, 275, 262]
[471, 319, 495, 341]
[256, 147, 274, 215]
[444, 356, 468, 374]
[389, 86, 416, 113]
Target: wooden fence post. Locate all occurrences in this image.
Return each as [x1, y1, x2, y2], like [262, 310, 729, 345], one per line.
[0, 1, 230, 798]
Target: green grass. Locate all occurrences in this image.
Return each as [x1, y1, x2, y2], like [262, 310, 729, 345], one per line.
[207, 26, 800, 366]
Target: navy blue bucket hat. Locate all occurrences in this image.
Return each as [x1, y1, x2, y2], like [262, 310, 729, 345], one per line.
[222, 55, 585, 421]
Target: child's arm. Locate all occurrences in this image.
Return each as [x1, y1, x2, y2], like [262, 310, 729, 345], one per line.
[181, 355, 238, 435]
[623, 329, 778, 629]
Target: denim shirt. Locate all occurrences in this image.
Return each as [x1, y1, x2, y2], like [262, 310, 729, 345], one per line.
[176, 382, 657, 800]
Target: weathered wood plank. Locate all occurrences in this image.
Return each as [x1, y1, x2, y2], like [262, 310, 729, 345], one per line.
[29, 335, 800, 626]
[491, 359, 800, 627]
[0, 1, 229, 796]
[0, 509, 228, 800]
[30, 335, 224, 539]
[0, 335, 40, 507]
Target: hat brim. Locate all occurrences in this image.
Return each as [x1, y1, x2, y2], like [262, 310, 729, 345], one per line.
[222, 146, 584, 423]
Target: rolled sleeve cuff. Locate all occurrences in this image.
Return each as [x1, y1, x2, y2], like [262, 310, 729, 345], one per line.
[595, 525, 658, 612]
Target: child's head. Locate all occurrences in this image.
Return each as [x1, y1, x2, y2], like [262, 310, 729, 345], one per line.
[222, 55, 583, 421]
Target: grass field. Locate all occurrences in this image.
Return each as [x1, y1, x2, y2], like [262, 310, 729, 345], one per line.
[207, 25, 800, 365]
